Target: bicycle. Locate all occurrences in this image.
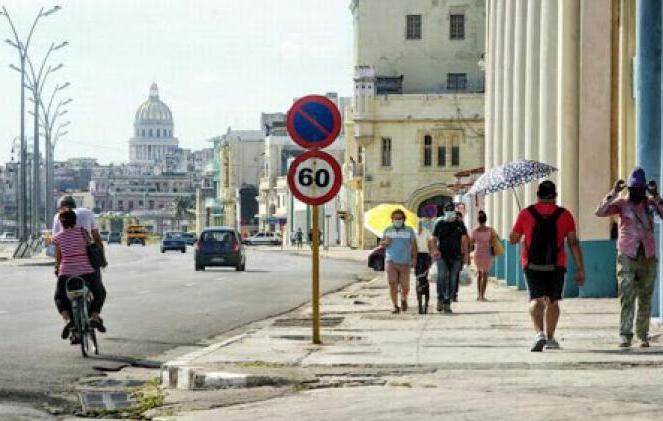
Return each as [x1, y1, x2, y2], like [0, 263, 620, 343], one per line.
[65, 276, 99, 357]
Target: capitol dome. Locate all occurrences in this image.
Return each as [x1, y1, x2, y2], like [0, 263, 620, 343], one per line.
[129, 83, 179, 164]
[135, 83, 173, 124]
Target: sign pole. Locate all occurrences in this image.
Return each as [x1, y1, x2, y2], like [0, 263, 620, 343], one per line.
[312, 204, 321, 344]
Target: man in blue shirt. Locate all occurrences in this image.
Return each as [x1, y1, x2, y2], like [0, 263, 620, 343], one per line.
[381, 209, 417, 313]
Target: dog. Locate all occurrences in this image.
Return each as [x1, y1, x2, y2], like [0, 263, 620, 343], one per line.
[416, 271, 430, 314]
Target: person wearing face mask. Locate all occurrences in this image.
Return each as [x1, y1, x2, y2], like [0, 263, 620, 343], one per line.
[429, 203, 470, 313]
[596, 167, 663, 348]
[380, 209, 418, 314]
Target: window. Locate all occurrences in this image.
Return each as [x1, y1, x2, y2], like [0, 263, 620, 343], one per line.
[148, 129, 153, 137]
[447, 73, 467, 91]
[451, 136, 461, 166]
[450, 14, 465, 40]
[381, 137, 392, 167]
[149, 200, 154, 210]
[141, 129, 145, 136]
[117, 200, 124, 210]
[437, 146, 446, 167]
[406, 14, 422, 40]
[156, 129, 161, 137]
[423, 135, 432, 167]
[128, 200, 134, 209]
[139, 200, 144, 207]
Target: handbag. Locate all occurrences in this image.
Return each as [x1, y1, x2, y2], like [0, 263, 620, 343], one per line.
[80, 228, 106, 269]
[490, 230, 504, 257]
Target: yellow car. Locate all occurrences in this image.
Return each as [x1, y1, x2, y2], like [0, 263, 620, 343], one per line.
[125, 225, 147, 246]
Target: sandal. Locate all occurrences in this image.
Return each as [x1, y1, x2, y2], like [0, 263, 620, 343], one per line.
[391, 306, 401, 314]
[61, 321, 74, 340]
[90, 317, 106, 333]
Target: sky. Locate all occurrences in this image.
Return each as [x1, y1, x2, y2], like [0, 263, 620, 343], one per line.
[0, 0, 353, 164]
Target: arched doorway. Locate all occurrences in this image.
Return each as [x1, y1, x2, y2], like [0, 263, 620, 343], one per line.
[417, 195, 452, 217]
[406, 183, 454, 217]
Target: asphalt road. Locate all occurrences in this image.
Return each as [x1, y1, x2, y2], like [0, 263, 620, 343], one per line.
[0, 245, 367, 408]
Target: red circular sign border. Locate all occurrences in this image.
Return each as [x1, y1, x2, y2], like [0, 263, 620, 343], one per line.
[287, 150, 342, 206]
[286, 95, 342, 150]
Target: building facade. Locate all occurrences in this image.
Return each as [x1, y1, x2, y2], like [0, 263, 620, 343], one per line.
[484, 1, 627, 299]
[345, 0, 486, 249]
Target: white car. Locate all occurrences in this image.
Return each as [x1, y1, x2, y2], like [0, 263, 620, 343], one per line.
[244, 232, 282, 246]
[0, 232, 17, 243]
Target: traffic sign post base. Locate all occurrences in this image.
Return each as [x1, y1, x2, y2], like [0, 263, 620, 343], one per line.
[312, 205, 321, 345]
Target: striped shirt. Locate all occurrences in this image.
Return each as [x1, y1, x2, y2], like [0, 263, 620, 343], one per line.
[53, 228, 94, 276]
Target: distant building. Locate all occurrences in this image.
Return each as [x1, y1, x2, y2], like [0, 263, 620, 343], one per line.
[344, 0, 486, 248]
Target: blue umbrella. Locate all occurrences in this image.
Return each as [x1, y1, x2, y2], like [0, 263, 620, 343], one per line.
[466, 159, 557, 209]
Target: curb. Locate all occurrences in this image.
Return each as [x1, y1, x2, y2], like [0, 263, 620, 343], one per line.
[195, 371, 289, 389]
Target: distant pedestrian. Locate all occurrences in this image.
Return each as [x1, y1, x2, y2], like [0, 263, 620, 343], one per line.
[381, 209, 417, 314]
[295, 228, 303, 249]
[510, 180, 585, 352]
[430, 203, 469, 313]
[595, 168, 663, 348]
[415, 220, 432, 313]
[470, 210, 494, 301]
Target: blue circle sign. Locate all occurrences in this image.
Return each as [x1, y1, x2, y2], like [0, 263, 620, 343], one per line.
[286, 95, 342, 149]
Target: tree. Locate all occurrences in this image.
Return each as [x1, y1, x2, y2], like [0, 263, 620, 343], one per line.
[173, 195, 195, 230]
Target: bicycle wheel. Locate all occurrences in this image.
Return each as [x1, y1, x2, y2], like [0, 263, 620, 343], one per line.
[72, 298, 89, 358]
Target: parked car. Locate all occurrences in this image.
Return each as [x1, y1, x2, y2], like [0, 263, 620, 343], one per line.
[107, 232, 122, 244]
[195, 227, 245, 271]
[161, 231, 186, 253]
[99, 231, 110, 242]
[181, 232, 196, 245]
[368, 245, 385, 271]
[244, 232, 281, 246]
[0, 232, 17, 243]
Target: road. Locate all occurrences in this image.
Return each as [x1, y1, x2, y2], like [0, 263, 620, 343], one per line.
[0, 245, 367, 409]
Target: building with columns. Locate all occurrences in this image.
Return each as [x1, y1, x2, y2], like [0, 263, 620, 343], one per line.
[484, 1, 634, 300]
[129, 83, 179, 167]
[344, 0, 485, 249]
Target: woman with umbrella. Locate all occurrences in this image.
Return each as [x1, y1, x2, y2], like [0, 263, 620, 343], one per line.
[470, 210, 494, 301]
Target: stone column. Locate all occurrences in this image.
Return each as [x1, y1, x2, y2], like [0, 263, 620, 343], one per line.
[524, 0, 541, 205]
[557, 0, 580, 218]
[539, 0, 558, 177]
[492, 0, 506, 237]
[618, 0, 636, 179]
[485, 0, 495, 221]
[501, 0, 516, 239]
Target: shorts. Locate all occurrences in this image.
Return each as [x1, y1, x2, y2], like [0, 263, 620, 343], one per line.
[386, 261, 411, 290]
[525, 268, 566, 302]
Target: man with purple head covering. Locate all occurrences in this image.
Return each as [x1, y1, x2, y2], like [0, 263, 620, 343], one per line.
[596, 167, 663, 348]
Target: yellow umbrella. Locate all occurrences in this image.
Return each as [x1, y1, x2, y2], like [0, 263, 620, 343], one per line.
[364, 204, 418, 237]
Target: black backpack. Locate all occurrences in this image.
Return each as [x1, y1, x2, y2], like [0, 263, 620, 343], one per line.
[526, 205, 565, 272]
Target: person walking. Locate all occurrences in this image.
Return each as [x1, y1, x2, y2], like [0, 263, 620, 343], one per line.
[381, 209, 417, 314]
[295, 228, 303, 249]
[415, 220, 432, 284]
[595, 168, 663, 348]
[510, 180, 585, 352]
[470, 210, 494, 301]
[430, 203, 469, 313]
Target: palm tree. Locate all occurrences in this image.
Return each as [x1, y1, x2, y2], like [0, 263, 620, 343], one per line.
[173, 195, 195, 230]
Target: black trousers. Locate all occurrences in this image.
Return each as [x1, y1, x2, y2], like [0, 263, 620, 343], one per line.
[415, 253, 432, 281]
[54, 269, 106, 315]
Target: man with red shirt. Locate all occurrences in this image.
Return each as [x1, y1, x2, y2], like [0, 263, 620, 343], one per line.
[510, 180, 585, 352]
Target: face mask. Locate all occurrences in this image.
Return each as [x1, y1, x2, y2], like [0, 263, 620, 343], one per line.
[444, 211, 456, 221]
[393, 220, 403, 228]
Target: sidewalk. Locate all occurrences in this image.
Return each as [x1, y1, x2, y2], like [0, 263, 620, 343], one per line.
[252, 244, 371, 263]
[0, 244, 54, 267]
[152, 272, 663, 420]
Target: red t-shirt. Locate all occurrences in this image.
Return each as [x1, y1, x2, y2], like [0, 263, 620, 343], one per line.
[511, 202, 576, 269]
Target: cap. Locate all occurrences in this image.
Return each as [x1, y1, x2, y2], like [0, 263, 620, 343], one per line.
[627, 167, 646, 188]
[537, 180, 557, 200]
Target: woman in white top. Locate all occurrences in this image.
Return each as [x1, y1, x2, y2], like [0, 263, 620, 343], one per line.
[414, 221, 432, 282]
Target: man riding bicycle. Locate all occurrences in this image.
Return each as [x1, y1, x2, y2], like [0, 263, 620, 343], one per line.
[52, 209, 107, 341]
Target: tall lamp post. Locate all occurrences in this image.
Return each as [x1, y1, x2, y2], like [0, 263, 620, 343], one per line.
[1, 5, 62, 240]
[39, 87, 71, 226]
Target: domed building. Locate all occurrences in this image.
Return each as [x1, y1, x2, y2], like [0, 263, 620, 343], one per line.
[129, 83, 179, 164]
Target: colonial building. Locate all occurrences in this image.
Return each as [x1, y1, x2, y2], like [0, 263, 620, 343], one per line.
[345, 0, 486, 249]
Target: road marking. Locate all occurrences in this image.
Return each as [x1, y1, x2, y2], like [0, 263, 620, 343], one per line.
[184, 282, 197, 287]
[138, 290, 151, 295]
[0, 310, 8, 315]
[215, 277, 225, 281]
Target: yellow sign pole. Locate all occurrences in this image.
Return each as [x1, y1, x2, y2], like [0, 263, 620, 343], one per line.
[312, 204, 321, 344]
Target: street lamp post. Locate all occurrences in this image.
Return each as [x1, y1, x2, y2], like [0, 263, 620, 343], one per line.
[1, 5, 62, 240]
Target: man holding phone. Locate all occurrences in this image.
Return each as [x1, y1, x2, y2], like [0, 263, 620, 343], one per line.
[596, 167, 663, 348]
[381, 209, 417, 314]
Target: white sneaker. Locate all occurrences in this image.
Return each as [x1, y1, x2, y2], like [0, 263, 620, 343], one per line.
[544, 338, 560, 350]
[531, 332, 546, 352]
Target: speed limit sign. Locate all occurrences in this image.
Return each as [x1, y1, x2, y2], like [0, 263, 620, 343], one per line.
[287, 150, 342, 206]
